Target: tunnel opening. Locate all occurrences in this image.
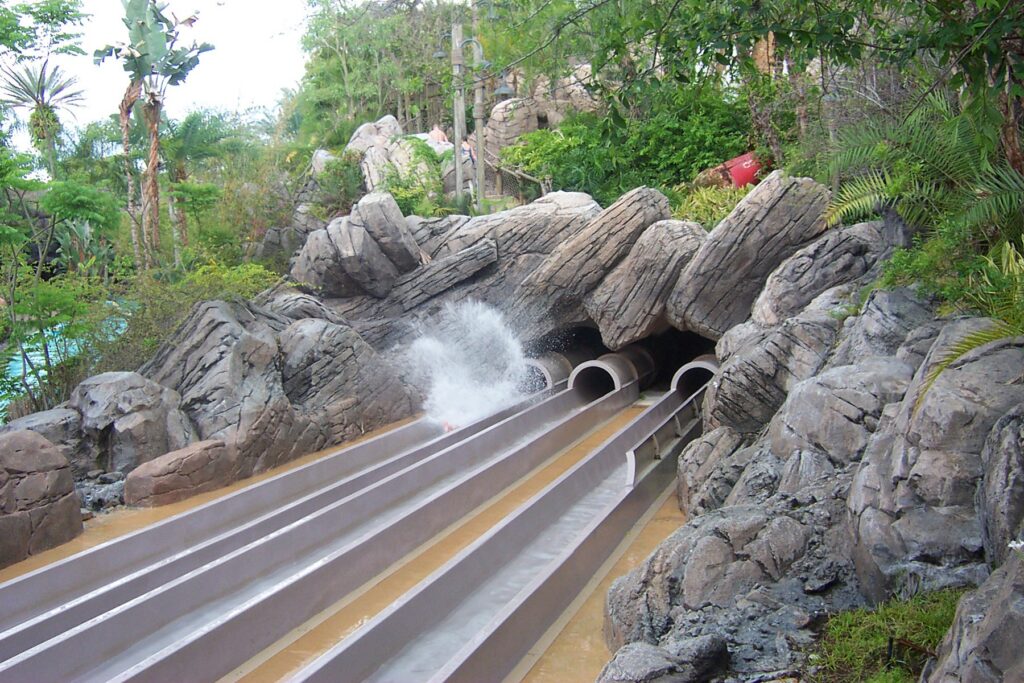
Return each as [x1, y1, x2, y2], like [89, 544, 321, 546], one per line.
[636, 328, 717, 390]
[569, 363, 619, 402]
[523, 325, 607, 359]
[671, 355, 718, 398]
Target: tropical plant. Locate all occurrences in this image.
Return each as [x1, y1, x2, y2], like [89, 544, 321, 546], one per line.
[825, 95, 1024, 246]
[0, 59, 84, 177]
[673, 185, 751, 229]
[917, 241, 1024, 409]
[161, 111, 239, 264]
[95, 0, 213, 268]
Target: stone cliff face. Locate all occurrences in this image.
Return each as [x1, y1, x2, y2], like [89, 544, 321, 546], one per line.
[1, 171, 1020, 680]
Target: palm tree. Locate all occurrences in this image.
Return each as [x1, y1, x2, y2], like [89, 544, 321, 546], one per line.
[0, 59, 84, 178]
[161, 111, 238, 264]
[95, 0, 212, 268]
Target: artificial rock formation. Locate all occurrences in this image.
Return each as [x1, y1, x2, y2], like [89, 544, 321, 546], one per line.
[585, 219, 705, 350]
[0, 430, 82, 569]
[141, 299, 412, 480]
[124, 440, 231, 507]
[511, 186, 671, 338]
[667, 170, 830, 339]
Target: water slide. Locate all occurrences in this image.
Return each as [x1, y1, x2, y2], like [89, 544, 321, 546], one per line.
[0, 348, 717, 683]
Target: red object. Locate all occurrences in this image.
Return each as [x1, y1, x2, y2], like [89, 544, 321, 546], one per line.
[723, 152, 761, 188]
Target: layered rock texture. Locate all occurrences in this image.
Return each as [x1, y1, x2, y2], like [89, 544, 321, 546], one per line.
[0, 430, 82, 569]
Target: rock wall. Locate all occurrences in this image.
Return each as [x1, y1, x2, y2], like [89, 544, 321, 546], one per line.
[1, 431, 82, 569]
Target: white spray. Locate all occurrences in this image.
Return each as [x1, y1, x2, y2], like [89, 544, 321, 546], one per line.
[405, 301, 529, 429]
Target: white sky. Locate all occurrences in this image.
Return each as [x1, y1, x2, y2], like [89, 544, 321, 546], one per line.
[15, 0, 311, 135]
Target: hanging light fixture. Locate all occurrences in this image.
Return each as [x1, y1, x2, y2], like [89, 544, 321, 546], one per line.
[494, 72, 515, 100]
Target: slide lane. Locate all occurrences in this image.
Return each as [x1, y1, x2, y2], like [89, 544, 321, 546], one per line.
[0, 380, 632, 683]
[295, 358, 716, 683]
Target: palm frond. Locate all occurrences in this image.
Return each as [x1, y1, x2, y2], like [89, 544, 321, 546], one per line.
[915, 321, 1019, 413]
[826, 170, 894, 226]
[961, 164, 1024, 240]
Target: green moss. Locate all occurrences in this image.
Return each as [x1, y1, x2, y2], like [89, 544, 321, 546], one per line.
[808, 588, 965, 683]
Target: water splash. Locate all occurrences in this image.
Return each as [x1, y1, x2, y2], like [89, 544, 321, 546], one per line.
[405, 301, 529, 429]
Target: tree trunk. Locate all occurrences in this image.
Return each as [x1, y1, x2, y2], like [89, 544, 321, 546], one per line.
[170, 166, 190, 267]
[999, 75, 1024, 174]
[120, 80, 146, 269]
[142, 96, 162, 258]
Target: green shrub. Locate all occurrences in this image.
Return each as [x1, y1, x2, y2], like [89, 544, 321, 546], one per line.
[95, 261, 280, 372]
[809, 588, 965, 683]
[672, 185, 751, 229]
[382, 137, 445, 216]
[316, 152, 364, 218]
[502, 84, 749, 206]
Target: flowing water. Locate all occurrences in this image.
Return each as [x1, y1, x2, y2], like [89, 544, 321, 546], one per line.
[403, 301, 530, 429]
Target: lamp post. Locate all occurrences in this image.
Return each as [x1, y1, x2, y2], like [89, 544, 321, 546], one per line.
[450, 23, 467, 205]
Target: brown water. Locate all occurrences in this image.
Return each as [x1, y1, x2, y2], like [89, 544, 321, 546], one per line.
[515, 488, 687, 682]
[0, 418, 413, 586]
[223, 407, 645, 683]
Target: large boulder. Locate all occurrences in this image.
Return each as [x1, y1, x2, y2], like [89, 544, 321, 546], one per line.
[345, 115, 402, 155]
[926, 553, 1024, 682]
[847, 323, 1024, 602]
[124, 440, 233, 507]
[348, 192, 421, 273]
[406, 214, 470, 258]
[827, 287, 938, 369]
[511, 187, 670, 338]
[1, 407, 83, 474]
[330, 218, 400, 298]
[751, 220, 888, 326]
[68, 372, 195, 474]
[767, 358, 914, 467]
[0, 430, 82, 569]
[481, 98, 539, 160]
[596, 636, 729, 683]
[667, 171, 830, 339]
[585, 220, 705, 350]
[704, 285, 851, 436]
[289, 224, 363, 297]
[141, 300, 412, 480]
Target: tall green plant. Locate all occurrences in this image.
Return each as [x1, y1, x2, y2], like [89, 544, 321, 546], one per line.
[95, 0, 213, 268]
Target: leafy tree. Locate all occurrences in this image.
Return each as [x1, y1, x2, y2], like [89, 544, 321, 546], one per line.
[0, 0, 84, 58]
[95, 0, 213, 268]
[161, 111, 238, 262]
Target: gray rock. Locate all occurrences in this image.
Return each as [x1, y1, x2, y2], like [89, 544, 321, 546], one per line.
[667, 171, 830, 340]
[349, 192, 421, 273]
[289, 225, 363, 297]
[605, 469, 865, 679]
[254, 286, 348, 325]
[597, 637, 729, 683]
[310, 149, 336, 176]
[406, 214, 470, 258]
[344, 115, 402, 156]
[330, 217, 400, 298]
[585, 220, 705, 350]
[676, 426, 744, 516]
[124, 440, 233, 507]
[0, 430, 82, 569]
[926, 553, 1024, 683]
[978, 403, 1024, 566]
[68, 372, 195, 473]
[703, 286, 851, 436]
[828, 287, 937, 368]
[767, 358, 914, 466]
[511, 186, 671, 338]
[847, 322, 1024, 602]
[387, 239, 498, 312]
[751, 221, 887, 326]
[141, 300, 412, 483]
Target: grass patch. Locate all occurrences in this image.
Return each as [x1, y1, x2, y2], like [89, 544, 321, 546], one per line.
[808, 588, 965, 683]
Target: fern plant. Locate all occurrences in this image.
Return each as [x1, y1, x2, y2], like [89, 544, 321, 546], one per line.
[917, 241, 1024, 410]
[825, 94, 1024, 246]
